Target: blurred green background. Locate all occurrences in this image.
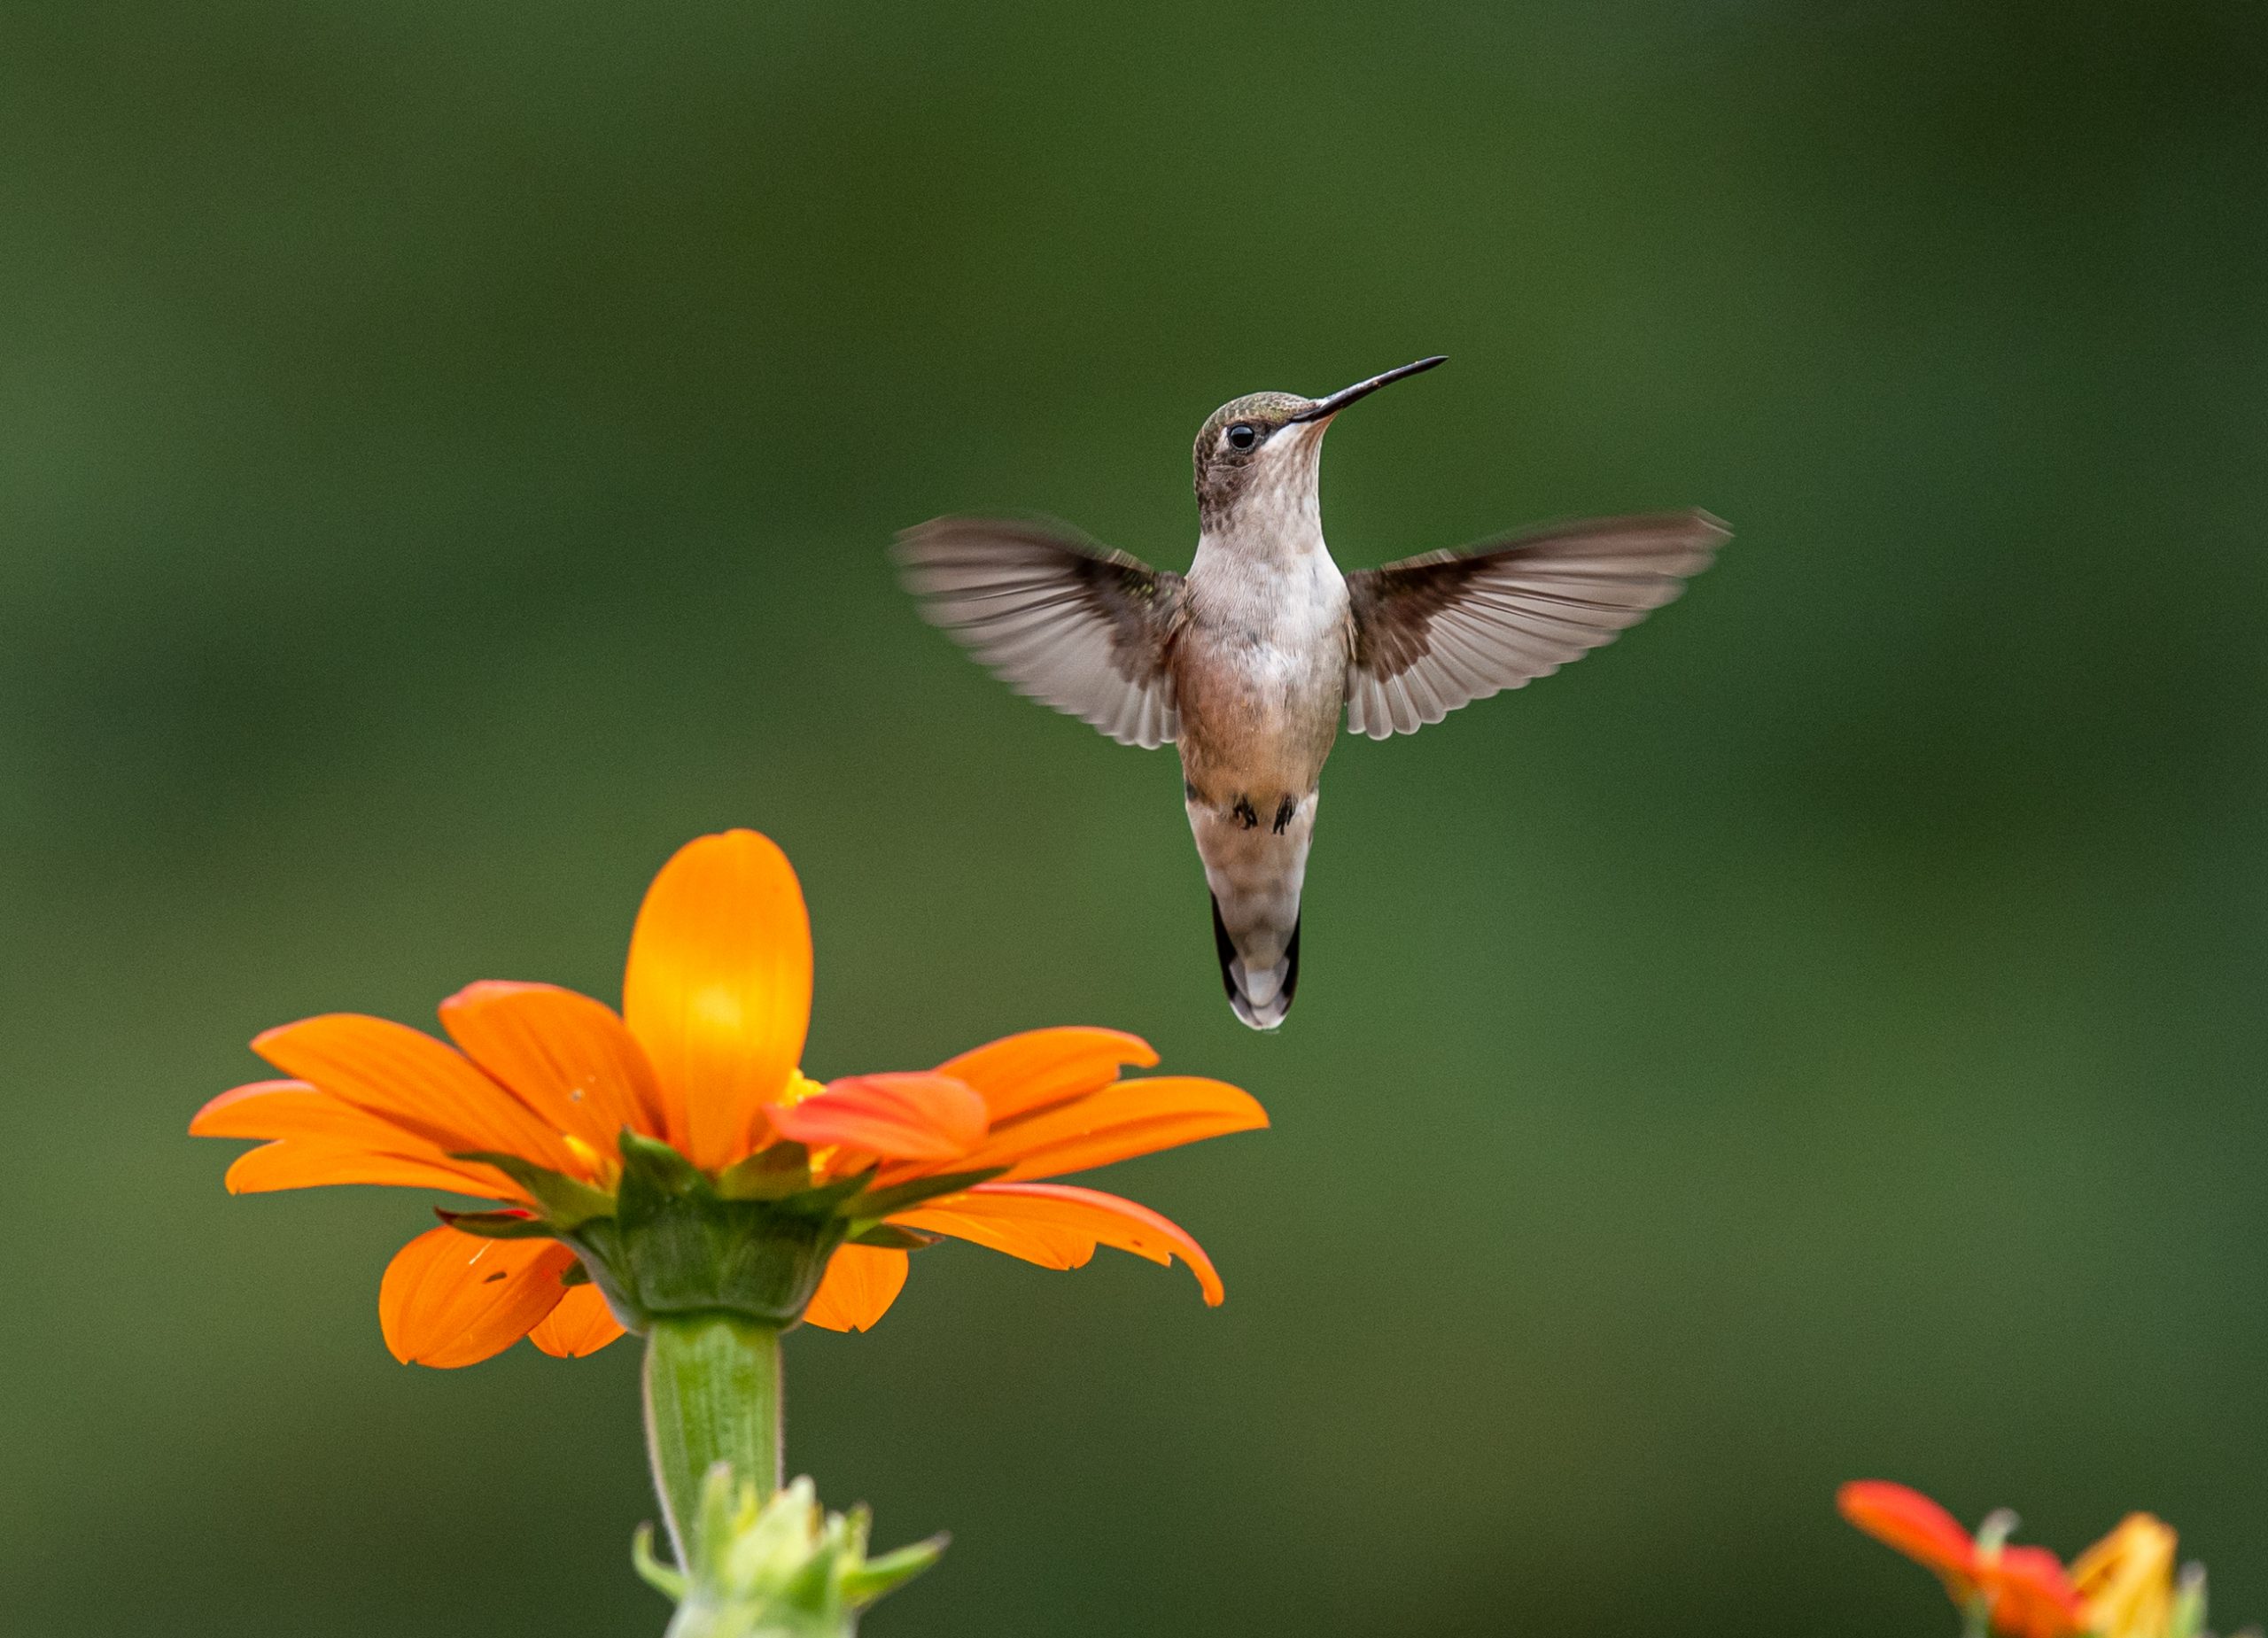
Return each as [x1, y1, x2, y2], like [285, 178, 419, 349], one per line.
[6, 1, 2267, 1633]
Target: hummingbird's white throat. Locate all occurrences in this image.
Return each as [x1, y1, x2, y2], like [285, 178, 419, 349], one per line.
[1202, 417, 1332, 567]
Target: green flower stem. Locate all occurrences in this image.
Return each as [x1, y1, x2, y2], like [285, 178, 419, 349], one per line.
[645, 1314, 784, 1561]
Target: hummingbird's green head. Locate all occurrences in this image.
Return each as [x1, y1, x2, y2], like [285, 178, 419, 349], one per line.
[1193, 357, 1446, 532]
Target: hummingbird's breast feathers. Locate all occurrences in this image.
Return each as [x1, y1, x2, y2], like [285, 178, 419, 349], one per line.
[1174, 548, 1350, 807]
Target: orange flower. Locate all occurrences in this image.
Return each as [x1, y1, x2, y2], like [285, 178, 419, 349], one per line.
[1839, 1481, 2087, 1638]
[193, 829, 1267, 1368]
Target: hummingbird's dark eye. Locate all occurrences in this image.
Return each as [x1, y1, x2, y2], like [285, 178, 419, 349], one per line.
[1225, 423, 1259, 451]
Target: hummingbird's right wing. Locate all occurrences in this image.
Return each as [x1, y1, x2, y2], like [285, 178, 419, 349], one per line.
[895, 517, 1184, 749]
[1343, 510, 1727, 739]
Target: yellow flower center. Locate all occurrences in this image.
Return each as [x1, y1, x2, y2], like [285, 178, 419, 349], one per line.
[563, 1132, 620, 1187]
[776, 1069, 827, 1109]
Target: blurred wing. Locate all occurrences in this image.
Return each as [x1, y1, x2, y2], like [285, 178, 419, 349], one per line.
[896, 516, 1184, 749]
[1344, 510, 1728, 740]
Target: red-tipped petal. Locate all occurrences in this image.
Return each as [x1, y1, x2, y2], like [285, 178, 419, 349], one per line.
[924, 1181, 1225, 1304]
[1839, 1480, 1980, 1595]
[1983, 1548, 2087, 1638]
[377, 1227, 577, 1369]
[934, 1027, 1158, 1122]
[958, 1076, 1267, 1181]
[770, 1074, 988, 1161]
[801, 1244, 908, 1332]
[527, 1282, 627, 1358]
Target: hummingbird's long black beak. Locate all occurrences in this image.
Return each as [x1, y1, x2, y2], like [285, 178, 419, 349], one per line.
[1289, 355, 1448, 422]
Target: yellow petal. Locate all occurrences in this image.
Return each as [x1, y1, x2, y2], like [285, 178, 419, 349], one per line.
[2071, 1514, 2178, 1638]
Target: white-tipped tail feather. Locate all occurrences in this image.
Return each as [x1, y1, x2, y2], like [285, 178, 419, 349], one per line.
[1190, 792, 1316, 1031]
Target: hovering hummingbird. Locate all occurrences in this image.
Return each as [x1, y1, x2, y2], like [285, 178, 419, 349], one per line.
[897, 357, 1727, 1030]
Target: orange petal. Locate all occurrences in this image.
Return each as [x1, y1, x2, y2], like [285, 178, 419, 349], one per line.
[191, 1080, 331, 1137]
[194, 1080, 470, 1152]
[934, 1027, 1159, 1122]
[1984, 1548, 2086, 1638]
[1838, 1481, 1979, 1588]
[527, 1282, 628, 1358]
[255, 1013, 580, 1174]
[377, 1226, 578, 1368]
[800, 1244, 908, 1332]
[439, 981, 664, 1153]
[956, 1076, 1267, 1182]
[225, 1140, 522, 1198]
[194, 1081, 519, 1197]
[622, 830, 812, 1170]
[927, 1181, 1225, 1304]
[891, 1202, 1096, 1270]
[769, 1074, 988, 1161]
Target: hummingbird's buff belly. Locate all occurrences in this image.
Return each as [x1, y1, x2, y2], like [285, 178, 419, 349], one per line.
[1171, 627, 1345, 808]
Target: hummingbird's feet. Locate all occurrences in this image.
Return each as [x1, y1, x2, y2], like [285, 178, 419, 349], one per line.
[1231, 796, 1260, 830]
[1271, 796, 1298, 835]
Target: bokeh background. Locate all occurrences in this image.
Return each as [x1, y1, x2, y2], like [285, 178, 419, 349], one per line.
[6, 2, 2268, 1633]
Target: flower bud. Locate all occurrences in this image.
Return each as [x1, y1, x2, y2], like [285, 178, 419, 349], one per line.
[633, 1468, 944, 1638]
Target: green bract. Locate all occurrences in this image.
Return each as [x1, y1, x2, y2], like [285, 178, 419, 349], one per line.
[439, 1129, 998, 1331]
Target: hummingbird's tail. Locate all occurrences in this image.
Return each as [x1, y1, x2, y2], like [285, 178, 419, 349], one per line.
[1189, 789, 1317, 1032]
[1212, 895, 1301, 1029]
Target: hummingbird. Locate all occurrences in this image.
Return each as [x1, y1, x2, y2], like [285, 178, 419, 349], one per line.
[897, 357, 1727, 1030]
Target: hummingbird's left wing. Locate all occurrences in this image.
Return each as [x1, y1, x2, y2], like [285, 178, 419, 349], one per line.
[1343, 510, 1727, 739]
[896, 516, 1184, 749]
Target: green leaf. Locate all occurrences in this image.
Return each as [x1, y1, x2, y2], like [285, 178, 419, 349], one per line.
[617, 1130, 707, 1197]
[840, 1534, 948, 1608]
[2170, 1564, 2208, 1638]
[769, 1171, 878, 1220]
[450, 1152, 616, 1228]
[716, 1142, 813, 1201]
[846, 1223, 939, 1251]
[434, 1207, 559, 1241]
[845, 1168, 1006, 1221]
[630, 1521, 686, 1602]
[613, 1132, 712, 1240]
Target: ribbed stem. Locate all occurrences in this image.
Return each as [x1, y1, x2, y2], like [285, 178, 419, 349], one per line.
[643, 1314, 783, 1562]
